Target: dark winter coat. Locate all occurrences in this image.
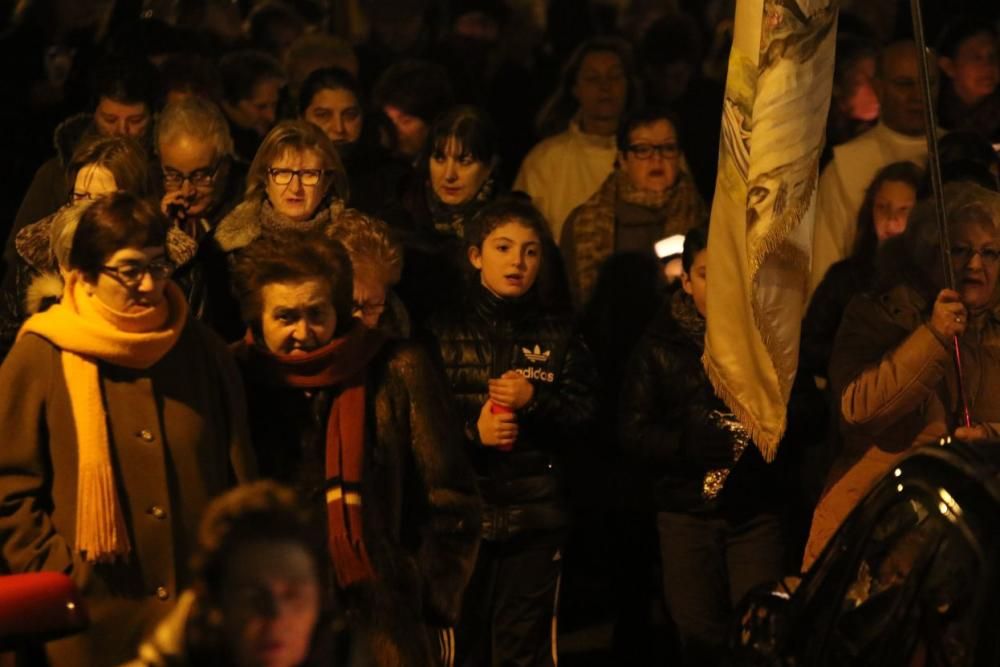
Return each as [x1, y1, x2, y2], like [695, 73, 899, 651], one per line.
[425, 284, 598, 542]
[233, 338, 481, 666]
[619, 292, 780, 517]
[0, 317, 257, 667]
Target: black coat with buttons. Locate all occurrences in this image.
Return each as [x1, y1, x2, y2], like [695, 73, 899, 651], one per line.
[424, 284, 598, 542]
[0, 318, 257, 667]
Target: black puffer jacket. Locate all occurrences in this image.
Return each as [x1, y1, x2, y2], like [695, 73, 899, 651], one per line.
[620, 292, 780, 517]
[426, 284, 598, 542]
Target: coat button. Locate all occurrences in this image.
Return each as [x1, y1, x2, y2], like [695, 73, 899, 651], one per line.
[155, 586, 169, 601]
[149, 506, 166, 520]
[137, 430, 155, 442]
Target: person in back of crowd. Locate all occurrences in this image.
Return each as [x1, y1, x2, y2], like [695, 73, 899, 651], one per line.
[514, 37, 640, 242]
[245, 0, 306, 64]
[937, 17, 1000, 143]
[802, 161, 922, 387]
[156, 97, 249, 339]
[824, 34, 881, 162]
[157, 53, 225, 108]
[285, 33, 360, 104]
[810, 41, 940, 295]
[620, 225, 785, 667]
[355, 0, 436, 92]
[230, 231, 480, 666]
[218, 50, 286, 163]
[372, 59, 455, 164]
[561, 107, 704, 306]
[0, 135, 160, 359]
[299, 67, 412, 227]
[636, 13, 725, 201]
[335, 209, 409, 338]
[128, 481, 351, 667]
[214, 120, 350, 258]
[6, 55, 159, 269]
[804, 183, 1000, 570]
[0, 193, 256, 667]
[397, 105, 501, 326]
[424, 197, 597, 667]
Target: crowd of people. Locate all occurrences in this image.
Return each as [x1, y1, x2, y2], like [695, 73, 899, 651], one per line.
[0, 1, 999, 666]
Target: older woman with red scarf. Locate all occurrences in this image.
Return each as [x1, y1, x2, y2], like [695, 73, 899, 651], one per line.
[229, 230, 480, 666]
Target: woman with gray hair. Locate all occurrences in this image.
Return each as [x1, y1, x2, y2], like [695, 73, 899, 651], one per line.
[803, 182, 1000, 569]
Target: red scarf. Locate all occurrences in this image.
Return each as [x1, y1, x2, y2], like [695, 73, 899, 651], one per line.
[245, 324, 384, 587]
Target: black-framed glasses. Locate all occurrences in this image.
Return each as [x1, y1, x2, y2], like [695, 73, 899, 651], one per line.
[100, 259, 176, 286]
[626, 142, 680, 160]
[268, 168, 326, 186]
[950, 245, 1000, 266]
[163, 162, 220, 190]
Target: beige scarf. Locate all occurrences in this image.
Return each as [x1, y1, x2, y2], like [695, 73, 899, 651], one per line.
[18, 274, 188, 562]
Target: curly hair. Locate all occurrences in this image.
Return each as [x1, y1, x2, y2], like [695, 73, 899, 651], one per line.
[334, 210, 403, 287]
[230, 230, 354, 336]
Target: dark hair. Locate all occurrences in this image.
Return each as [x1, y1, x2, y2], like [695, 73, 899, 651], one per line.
[69, 193, 168, 281]
[467, 194, 552, 249]
[937, 15, 998, 59]
[247, 1, 306, 56]
[66, 135, 152, 202]
[91, 55, 160, 111]
[934, 130, 1000, 192]
[682, 224, 708, 273]
[231, 230, 354, 336]
[371, 59, 455, 125]
[616, 106, 680, 152]
[192, 480, 326, 602]
[535, 36, 641, 138]
[298, 66, 363, 119]
[158, 53, 224, 104]
[638, 12, 704, 69]
[853, 161, 923, 262]
[219, 50, 286, 106]
[425, 105, 498, 169]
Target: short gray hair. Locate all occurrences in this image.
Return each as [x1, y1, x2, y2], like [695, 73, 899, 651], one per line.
[156, 97, 234, 160]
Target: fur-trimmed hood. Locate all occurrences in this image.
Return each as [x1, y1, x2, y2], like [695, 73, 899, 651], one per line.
[214, 197, 347, 253]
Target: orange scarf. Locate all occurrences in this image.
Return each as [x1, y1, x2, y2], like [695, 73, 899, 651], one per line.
[18, 273, 188, 562]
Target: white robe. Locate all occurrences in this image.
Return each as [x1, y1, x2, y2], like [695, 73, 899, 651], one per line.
[513, 120, 617, 244]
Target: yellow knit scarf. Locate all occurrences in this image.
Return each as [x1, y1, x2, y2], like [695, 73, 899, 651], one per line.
[18, 273, 188, 563]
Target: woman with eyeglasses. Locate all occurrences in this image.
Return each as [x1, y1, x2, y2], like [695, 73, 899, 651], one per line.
[803, 182, 1000, 570]
[0, 192, 257, 667]
[0, 135, 158, 361]
[213, 120, 350, 257]
[561, 107, 705, 307]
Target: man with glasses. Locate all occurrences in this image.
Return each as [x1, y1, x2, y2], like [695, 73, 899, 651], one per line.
[156, 97, 248, 338]
[560, 107, 706, 305]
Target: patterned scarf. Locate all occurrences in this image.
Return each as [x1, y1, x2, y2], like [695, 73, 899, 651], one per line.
[244, 324, 384, 587]
[426, 175, 496, 238]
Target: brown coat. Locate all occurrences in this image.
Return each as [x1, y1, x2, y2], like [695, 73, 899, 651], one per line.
[0, 318, 257, 667]
[803, 285, 1000, 568]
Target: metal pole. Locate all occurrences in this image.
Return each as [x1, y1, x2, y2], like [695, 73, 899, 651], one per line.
[909, 0, 972, 428]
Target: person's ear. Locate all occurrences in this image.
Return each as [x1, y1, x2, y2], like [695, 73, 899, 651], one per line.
[680, 270, 694, 296]
[468, 245, 483, 270]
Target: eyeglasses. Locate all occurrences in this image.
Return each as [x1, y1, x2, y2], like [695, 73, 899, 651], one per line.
[950, 245, 1000, 266]
[626, 142, 680, 160]
[100, 259, 176, 286]
[268, 168, 327, 186]
[352, 301, 386, 318]
[163, 163, 220, 190]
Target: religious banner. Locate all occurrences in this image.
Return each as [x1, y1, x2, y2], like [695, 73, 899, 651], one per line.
[703, 0, 838, 461]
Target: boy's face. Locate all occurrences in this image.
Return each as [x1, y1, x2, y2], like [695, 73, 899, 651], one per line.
[468, 221, 542, 298]
[681, 249, 707, 317]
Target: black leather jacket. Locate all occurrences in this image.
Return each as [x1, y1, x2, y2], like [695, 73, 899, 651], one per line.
[426, 284, 598, 542]
[619, 294, 780, 517]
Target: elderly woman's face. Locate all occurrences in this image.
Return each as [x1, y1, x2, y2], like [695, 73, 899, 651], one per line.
[266, 149, 327, 222]
[85, 246, 172, 313]
[619, 119, 680, 193]
[260, 278, 337, 355]
[951, 219, 1000, 310]
[220, 540, 321, 667]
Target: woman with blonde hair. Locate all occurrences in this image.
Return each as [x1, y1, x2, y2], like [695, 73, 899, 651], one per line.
[214, 120, 349, 255]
